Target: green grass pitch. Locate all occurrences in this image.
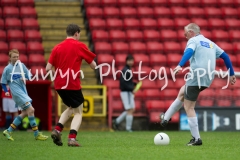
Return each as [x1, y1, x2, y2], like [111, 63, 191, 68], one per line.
[0, 131, 239, 160]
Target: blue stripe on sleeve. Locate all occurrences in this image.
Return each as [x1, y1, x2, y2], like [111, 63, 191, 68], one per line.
[219, 52, 235, 76]
[178, 48, 194, 67]
[1, 84, 8, 92]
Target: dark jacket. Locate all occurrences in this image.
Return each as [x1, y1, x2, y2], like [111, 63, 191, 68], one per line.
[120, 65, 135, 91]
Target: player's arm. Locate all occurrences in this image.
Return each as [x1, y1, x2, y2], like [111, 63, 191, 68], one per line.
[22, 63, 31, 80]
[81, 44, 97, 70]
[1, 68, 10, 96]
[89, 60, 97, 70]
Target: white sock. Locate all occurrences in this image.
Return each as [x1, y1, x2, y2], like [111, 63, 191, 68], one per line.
[188, 117, 200, 140]
[164, 99, 183, 121]
[116, 111, 127, 124]
[126, 115, 133, 131]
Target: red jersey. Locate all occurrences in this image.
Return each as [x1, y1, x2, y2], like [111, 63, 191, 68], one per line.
[49, 38, 96, 90]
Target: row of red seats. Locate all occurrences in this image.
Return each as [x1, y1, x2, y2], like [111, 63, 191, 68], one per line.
[0, 41, 44, 54]
[89, 18, 240, 30]
[0, 53, 45, 68]
[92, 29, 240, 43]
[86, 7, 240, 19]
[0, 30, 41, 42]
[0, 6, 37, 18]
[97, 53, 240, 68]
[84, 0, 240, 7]
[0, 0, 34, 7]
[0, 18, 39, 30]
[94, 41, 240, 55]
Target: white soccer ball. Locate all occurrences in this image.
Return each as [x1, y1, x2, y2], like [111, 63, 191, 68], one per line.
[154, 132, 170, 145]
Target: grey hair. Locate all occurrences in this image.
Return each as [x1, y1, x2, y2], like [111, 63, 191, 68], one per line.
[185, 23, 200, 34]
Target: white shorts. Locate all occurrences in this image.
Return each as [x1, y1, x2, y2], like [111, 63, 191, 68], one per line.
[120, 91, 135, 110]
[2, 98, 18, 113]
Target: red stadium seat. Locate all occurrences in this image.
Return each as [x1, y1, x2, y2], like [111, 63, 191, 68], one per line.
[143, 30, 160, 42]
[19, 7, 37, 18]
[168, 0, 184, 6]
[148, 111, 163, 123]
[163, 42, 181, 53]
[144, 89, 161, 100]
[201, 0, 218, 7]
[216, 99, 232, 107]
[216, 89, 232, 99]
[188, 7, 205, 18]
[18, 0, 35, 7]
[123, 18, 140, 30]
[88, 18, 106, 30]
[84, 0, 101, 7]
[106, 18, 123, 30]
[141, 79, 157, 89]
[26, 42, 44, 55]
[3, 7, 19, 18]
[211, 30, 229, 42]
[208, 18, 225, 30]
[198, 88, 215, 99]
[229, 30, 240, 42]
[102, 78, 119, 88]
[19, 54, 28, 65]
[86, 7, 103, 18]
[146, 100, 165, 112]
[146, 41, 164, 53]
[103, 7, 120, 18]
[119, 7, 137, 18]
[167, 53, 182, 66]
[160, 30, 177, 41]
[177, 29, 185, 42]
[137, 7, 154, 18]
[191, 18, 208, 29]
[157, 18, 175, 29]
[161, 89, 178, 100]
[109, 89, 120, 99]
[218, 0, 235, 7]
[171, 7, 188, 18]
[91, 30, 108, 42]
[30, 66, 47, 78]
[134, 89, 144, 99]
[7, 29, 24, 42]
[0, 30, 6, 41]
[129, 42, 146, 53]
[133, 53, 149, 66]
[154, 7, 171, 18]
[101, 0, 117, 6]
[22, 18, 39, 30]
[112, 42, 129, 54]
[0, 19, 4, 29]
[211, 78, 229, 89]
[115, 53, 128, 66]
[216, 42, 233, 54]
[234, 100, 240, 107]
[174, 18, 191, 29]
[221, 8, 238, 18]
[94, 42, 112, 54]
[28, 54, 46, 66]
[151, 0, 168, 6]
[174, 78, 185, 88]
[200, 30, 212, 39]
[234, 43, 240, 54]
[134, 0, 151, 6]
[24, 30, 42, 42]
[9, 41, 26, 54]
[126, 30, 143, 42]
[0, 53, 8, 65]
[180, 41, 187, 52]
[0, 41, 8, 53]
[198, 99, 214, 107]
[184, 0, 201, 6]
[117, 0, 134, 6]
[140, 18, 157, 29]
[111, 100, 123, 112]
[0, 8, 2, 18]
[205, 7, 222, 18]
[225, 19, 240, 30]
[97, 54, 114, 64]
[149, 54, 167, 66]
[109, 30, 126, 41]
[5, 18, 21, 29]
[137, 66, 152, 78]
[0, 0, 17, 6]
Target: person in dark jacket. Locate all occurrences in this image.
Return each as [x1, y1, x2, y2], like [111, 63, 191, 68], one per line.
[113, 55, 135, 132]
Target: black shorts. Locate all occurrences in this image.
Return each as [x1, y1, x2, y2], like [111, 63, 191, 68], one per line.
[184, 86, 207, 101]
[56, 89, 84, 108]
